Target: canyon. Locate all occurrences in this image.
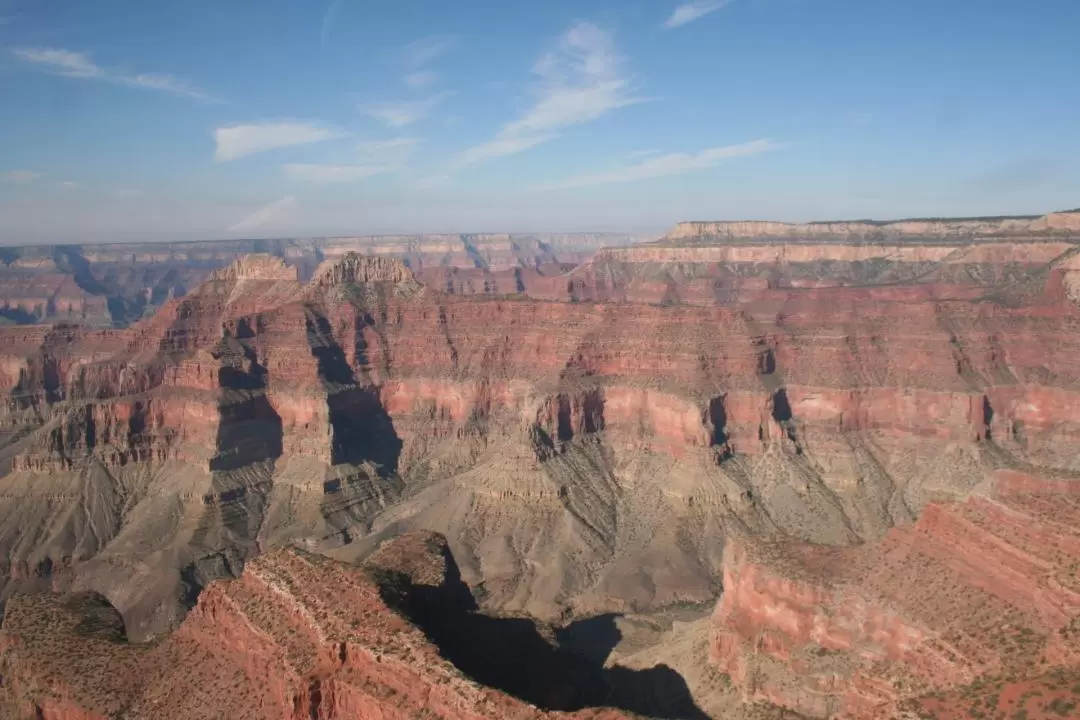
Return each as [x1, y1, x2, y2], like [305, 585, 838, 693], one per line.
[1, 211, 1080, 718]
[0, 232, 647, 327]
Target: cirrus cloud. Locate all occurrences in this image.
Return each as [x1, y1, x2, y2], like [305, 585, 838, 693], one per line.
[404, 70, 439, 89]
[12, 47, 218, 101]
[664, 0, 734, 29]
[214, 122, 348, 161]
[455, 22, 647, 168]
[403, 35, 456, 68]
[363, 91, 455, 128]
[228, 196, 298, 234]
[535, 139, 782, 190]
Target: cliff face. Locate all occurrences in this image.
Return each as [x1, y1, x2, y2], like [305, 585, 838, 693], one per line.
[1, 214, 1080, 719]
[665, 210, 1080, 240]
[0, 534, 635, 720]
[708, 470, 1080, 718]
[3, 228, 1080, 642]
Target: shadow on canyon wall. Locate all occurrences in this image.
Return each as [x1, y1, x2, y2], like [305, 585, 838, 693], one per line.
[375, 543, 709, 719]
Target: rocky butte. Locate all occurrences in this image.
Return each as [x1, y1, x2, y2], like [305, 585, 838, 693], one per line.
[0, 210, 1079, 719]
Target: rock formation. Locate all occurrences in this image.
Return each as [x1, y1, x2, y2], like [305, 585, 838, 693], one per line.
[0, 233, 644, 327]
[0, 211, 1078, 718]
[0, 533, 638, 719]
[665, 210, 1080, 240]
[707, 469, 1080, 718]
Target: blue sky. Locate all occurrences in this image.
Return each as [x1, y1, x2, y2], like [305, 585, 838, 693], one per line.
[1, 0, 1078, 242]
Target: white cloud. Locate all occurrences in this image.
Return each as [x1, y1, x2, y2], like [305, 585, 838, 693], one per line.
[13, 48, 100, 77]
[535, 139, 781, 190]
[282, 164, 396, 184]
[363, 91, 455, 127]
[403, 36, 456, 67]
[664, 0, 734, 28]
[356, 137, 420, 163]
[404, 70, 439, 89]
[228, 196, 297, 234]
[283, 137, 418, 184]
[56, 181, 79, 189]
[457, 134, 556, 166]
[121, 73, 216, 101]
[214, 122, 347, 161]
[115, 188, 144, 199]
[1, 170, 40, 183]
[456, 22, 646, 166]
[12, 47, 218, 101]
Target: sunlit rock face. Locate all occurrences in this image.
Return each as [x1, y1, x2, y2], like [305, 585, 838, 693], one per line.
[0, 534, 637, 720]
[1, 213, 1080, 718]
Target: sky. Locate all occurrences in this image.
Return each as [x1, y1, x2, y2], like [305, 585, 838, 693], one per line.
[0, 0, 1078, 243]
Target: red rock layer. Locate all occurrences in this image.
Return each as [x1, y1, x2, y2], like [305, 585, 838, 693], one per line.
[0, 535, 634, 720]
[708, 471, 1080, 718]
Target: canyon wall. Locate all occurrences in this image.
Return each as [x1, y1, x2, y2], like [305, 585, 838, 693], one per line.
[666, 210, 1080, 241]
[0, 233, 645, 327]
[0, 212, 1079, 712]
[708, 470, 1080, 718]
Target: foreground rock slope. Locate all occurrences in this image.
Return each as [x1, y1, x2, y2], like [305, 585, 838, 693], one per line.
[708, 469, 1080, 718]
[0, 532, 639, 719]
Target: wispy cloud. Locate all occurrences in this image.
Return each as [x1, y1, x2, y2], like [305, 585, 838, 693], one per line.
[115, 188, 144, 199]
[664, 0, 734, 29]
[56, 180, 79, 189]
[1, 169, 40, 183]
[320, 0, 346, 47]
[229, 196, 297, 233]
[12, 47, 218, 101]
[284, 137, 419, 184]
[282, 164, 397, 184]
[364, 91, 454, 127]
[214, 122, 347, 161]
[404, 70, 439, 89]
[415, 174, 451, 189]
[456, 22, 646, 166]
[457, 135, 555, 166]
[356, 137, 420, 163]
[13, 48, 98, 76]
[403, 36, 456, 67]
[536, 139, 781, 190]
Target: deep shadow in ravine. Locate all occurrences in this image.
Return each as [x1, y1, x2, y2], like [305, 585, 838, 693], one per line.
[374, 543, 709, 719]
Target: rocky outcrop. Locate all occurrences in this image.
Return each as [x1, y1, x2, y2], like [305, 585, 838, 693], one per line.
[708, 471, 1080, 718]
[309, 253, 416, 288]
[207, 253, 297, 282]
[0, 535, 637, 720]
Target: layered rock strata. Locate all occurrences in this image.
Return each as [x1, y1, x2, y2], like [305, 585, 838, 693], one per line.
[0, 533, 636, 720]
[708, 470, 1080, 718]
[0, 211, 1079, 658]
